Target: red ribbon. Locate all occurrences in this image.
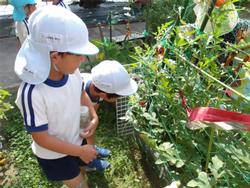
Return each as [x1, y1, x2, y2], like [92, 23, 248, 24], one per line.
[179, 89, 250, 131]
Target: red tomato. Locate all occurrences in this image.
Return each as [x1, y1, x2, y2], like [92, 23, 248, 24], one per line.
[215, 0, 226, 7]
[139, 101, 146, 107]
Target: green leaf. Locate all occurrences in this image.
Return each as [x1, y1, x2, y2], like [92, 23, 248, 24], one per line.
[156, 142, 185, 168]
[209, 155, 224, 180]
[187, 172, 211, 188]
[111, 17, 118, 25]
[224, 144, 250, 167]
[187, 180, 200, 187]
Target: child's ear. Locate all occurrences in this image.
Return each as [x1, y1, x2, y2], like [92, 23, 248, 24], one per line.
[50, 52, 60, 64]
[99, 92, 107, 99]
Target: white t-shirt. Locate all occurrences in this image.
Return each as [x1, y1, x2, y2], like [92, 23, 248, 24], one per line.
[81, 73, 103, 105]
[15, 71, 83, 159]
[15, 19, 29, 45]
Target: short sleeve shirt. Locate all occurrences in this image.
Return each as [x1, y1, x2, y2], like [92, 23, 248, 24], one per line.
[15, 71, 83, 159]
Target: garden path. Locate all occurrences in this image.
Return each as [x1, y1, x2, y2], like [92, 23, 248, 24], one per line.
[0, 0, 145, 88]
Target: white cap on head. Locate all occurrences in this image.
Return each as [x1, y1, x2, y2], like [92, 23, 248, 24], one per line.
[91, 60, 138, 96]
[14, 5, 99, 84]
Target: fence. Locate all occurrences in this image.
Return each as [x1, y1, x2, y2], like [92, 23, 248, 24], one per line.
[116, 63, 140, 136]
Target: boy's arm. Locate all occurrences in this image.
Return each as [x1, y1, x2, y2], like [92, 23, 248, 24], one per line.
[80, 90, 99, 138]
[16, 37, 21, 50]
[31, 131, 97, 163]
[94, 103, 100, 111]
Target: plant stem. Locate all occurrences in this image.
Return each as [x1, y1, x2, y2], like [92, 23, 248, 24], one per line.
[200, 0, 217, 32]
[97, 23, 108, 58]
[205, 127, 215, 172]
[109, 11, 112, 42]
[175, 51, 250, 102]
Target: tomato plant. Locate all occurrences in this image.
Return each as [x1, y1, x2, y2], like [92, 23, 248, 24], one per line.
[215, 0, 226, 7]
[128, 15, 250, 187]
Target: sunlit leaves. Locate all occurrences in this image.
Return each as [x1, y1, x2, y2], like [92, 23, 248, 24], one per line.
[156, 142, 185, 168]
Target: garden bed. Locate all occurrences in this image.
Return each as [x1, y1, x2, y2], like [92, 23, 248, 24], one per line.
[134, 132, 168, 187]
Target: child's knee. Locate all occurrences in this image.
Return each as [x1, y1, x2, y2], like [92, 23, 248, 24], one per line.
[75, 178, 88, 188]
[63, 174, 87, 188]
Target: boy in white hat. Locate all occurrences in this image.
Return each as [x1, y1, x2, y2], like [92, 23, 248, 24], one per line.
[9, 0, 37, 48]
[15, 5, 106, 187]
[82, 60, 138, 111]
[80, 60, 138, 151]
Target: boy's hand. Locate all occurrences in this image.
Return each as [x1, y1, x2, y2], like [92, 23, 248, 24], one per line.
[79, 144, 97, 163]
[80, 121, 98, 138]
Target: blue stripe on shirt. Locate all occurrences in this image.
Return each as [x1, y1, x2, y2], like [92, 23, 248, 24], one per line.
[23, 19, 29, 35]
[21, 84, 48, 133]
[60, 1, 67, 8]
[56, 0, 66, 8]
[26, 124, 48, 133]
[27, 84, 35, 127]
[21, 83, 28, 126]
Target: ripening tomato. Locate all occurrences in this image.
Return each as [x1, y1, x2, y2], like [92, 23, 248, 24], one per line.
[155, 45, 165, 61]
[139, 101, 146, 107]
[215, 0, 226, 7]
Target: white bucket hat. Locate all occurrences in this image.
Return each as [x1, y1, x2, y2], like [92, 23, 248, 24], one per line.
[91, 60, 138, 96]
[14, 5, 99, 85]
[194, 0, 238, 36]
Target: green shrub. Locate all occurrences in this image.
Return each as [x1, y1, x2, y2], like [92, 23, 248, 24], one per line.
[144, 0, 195, 34]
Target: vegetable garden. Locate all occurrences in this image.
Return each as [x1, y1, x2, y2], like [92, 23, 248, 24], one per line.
[126, 0, 250, 187]
[0, 0, 250, 187]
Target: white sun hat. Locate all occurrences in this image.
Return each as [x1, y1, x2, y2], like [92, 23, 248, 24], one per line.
[14, 5, 99, 85]
[193, 0, 238, 36]
[91, 60, 138, 96]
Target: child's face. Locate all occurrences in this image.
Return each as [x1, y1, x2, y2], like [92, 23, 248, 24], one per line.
[53, 52, 86, 74]
[24, 4, 36, 17]
[102, 95, 119, 103]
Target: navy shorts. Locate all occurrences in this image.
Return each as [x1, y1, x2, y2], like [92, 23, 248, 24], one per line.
[36, 139, 87, 181]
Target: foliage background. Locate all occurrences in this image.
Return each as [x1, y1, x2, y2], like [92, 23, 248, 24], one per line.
[128, 4, 250, 185]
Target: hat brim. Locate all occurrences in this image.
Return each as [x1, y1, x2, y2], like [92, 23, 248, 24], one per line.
[116, 79, 138, 96]
[14, 38, 51, 85]
[68, 41, 99, 56]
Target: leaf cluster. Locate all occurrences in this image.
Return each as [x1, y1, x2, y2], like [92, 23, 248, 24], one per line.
[127, 16, 250, 187]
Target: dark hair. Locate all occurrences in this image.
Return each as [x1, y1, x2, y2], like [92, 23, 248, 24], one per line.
[93, 85, 120, 99]
[57, 52, 67, 56]
[50, 51, 82, 57]
[50, 51, 66, 56]
[24, 4, 36, 9]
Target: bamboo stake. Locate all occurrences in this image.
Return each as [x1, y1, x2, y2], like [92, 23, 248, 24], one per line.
[175, 51, 250, 102]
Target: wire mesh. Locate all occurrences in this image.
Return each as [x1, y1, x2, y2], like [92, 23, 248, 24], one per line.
[116, 63, 140, 136]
